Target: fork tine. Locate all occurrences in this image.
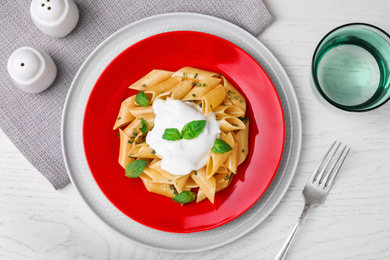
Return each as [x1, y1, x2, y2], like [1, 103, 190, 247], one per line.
[319, 144, 346, 188]
[324, 146, 350, 189]
[309, 141, 337, 182]
[316, 142, 341, 183]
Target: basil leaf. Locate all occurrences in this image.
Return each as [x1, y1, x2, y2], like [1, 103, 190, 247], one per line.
[162, 128, 182, 141]
[135, 91, 149, 107]
[211, 139, 233, 154]
[139, 117, 148, 134]
[172, 191, 196, 205]
[125, 160, 148, 178]
[181, 120, 206, 140]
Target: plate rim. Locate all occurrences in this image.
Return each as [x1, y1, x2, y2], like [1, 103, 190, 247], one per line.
[61, 12, 302, 253]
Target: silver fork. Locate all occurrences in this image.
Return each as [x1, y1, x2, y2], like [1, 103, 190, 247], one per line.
[274, 141, 351, 260]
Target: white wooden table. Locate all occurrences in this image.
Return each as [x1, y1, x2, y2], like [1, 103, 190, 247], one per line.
[1, 1, 390, 259]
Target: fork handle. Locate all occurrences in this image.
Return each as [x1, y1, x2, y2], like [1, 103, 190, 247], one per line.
[274, 204, 311, 260]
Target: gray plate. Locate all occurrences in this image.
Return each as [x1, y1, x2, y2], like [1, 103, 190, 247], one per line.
[61, 12, 302, 253]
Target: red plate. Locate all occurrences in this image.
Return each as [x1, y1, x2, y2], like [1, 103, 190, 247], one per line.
[83, 31, 284, 233]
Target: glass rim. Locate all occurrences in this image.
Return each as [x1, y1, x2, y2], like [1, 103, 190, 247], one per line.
[311, 22, 390, 112]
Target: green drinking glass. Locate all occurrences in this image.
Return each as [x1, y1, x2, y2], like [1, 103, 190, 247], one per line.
[311, 23, 390, 112]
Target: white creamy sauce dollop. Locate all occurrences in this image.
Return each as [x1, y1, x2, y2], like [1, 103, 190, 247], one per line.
[146, 99, 221, 176]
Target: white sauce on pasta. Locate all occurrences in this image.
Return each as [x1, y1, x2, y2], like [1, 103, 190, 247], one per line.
[146, 99, 221, 175]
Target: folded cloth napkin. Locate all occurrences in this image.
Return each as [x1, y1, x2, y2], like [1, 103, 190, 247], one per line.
[0, 1, 272, 189]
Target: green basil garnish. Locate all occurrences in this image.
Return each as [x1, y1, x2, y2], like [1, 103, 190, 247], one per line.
[161, 120, 207, 141]
[181, 120, 206, 140]
[139, 117, 148, 134]
[125, 160, 148, 178]
[211, 139, 233, 154]
[172, 191, 196, 205]
[162, 128, 182, 141]
[135, 91, 149, 107]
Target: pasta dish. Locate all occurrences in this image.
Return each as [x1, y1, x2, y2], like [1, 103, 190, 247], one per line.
[113, 67, 249, 205]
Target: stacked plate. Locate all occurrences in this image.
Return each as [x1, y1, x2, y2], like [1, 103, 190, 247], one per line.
[62, 13, 301, 252]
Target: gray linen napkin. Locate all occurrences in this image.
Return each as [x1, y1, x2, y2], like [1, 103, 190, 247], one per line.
[0, 1, 272, 189]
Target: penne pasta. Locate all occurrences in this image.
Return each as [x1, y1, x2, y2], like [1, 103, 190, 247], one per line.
[219, 131, 227, 140]
[153, 79, 194, 101]
[215, 165, 229, 174]
[224, 137, 239, 174]
[196, 189, 207, 203]
[144, 76, 182, 103]
[128, 143, 159, 159]
[221, 98, 234, 106]
[148, 160, 182, 181]
[213, 104, 245, 118]
[172, 67, 220, 81]
[191, 167, 216, 203]
[173, 174, 190, 193]
[214, 172, 234, 191]
[201, 84, 225, 114]
[129, 69, 174, 90]
[183, 175, 198, 189]
[218, 116, 246, 132]
[196, 172, 234, 202]
[128, 106, 154, 118]
[139, 172, 153, 182]
[118, 129, 135, 168]
[114, 67, 250, 205]
[139, 113, 155, 130]
[122, 118, 141, 138]
[143, 167, 172, 183]
[170, 80, 194, 100]
[113, 96, 137, 130]
[141, 179, 176, 198]
[205, 132, 235, 178]
[236, 120, 250, 166]
[221, 75, 246, 114]
[132, 132, 145, 147]
[181, 77, 221, 101]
